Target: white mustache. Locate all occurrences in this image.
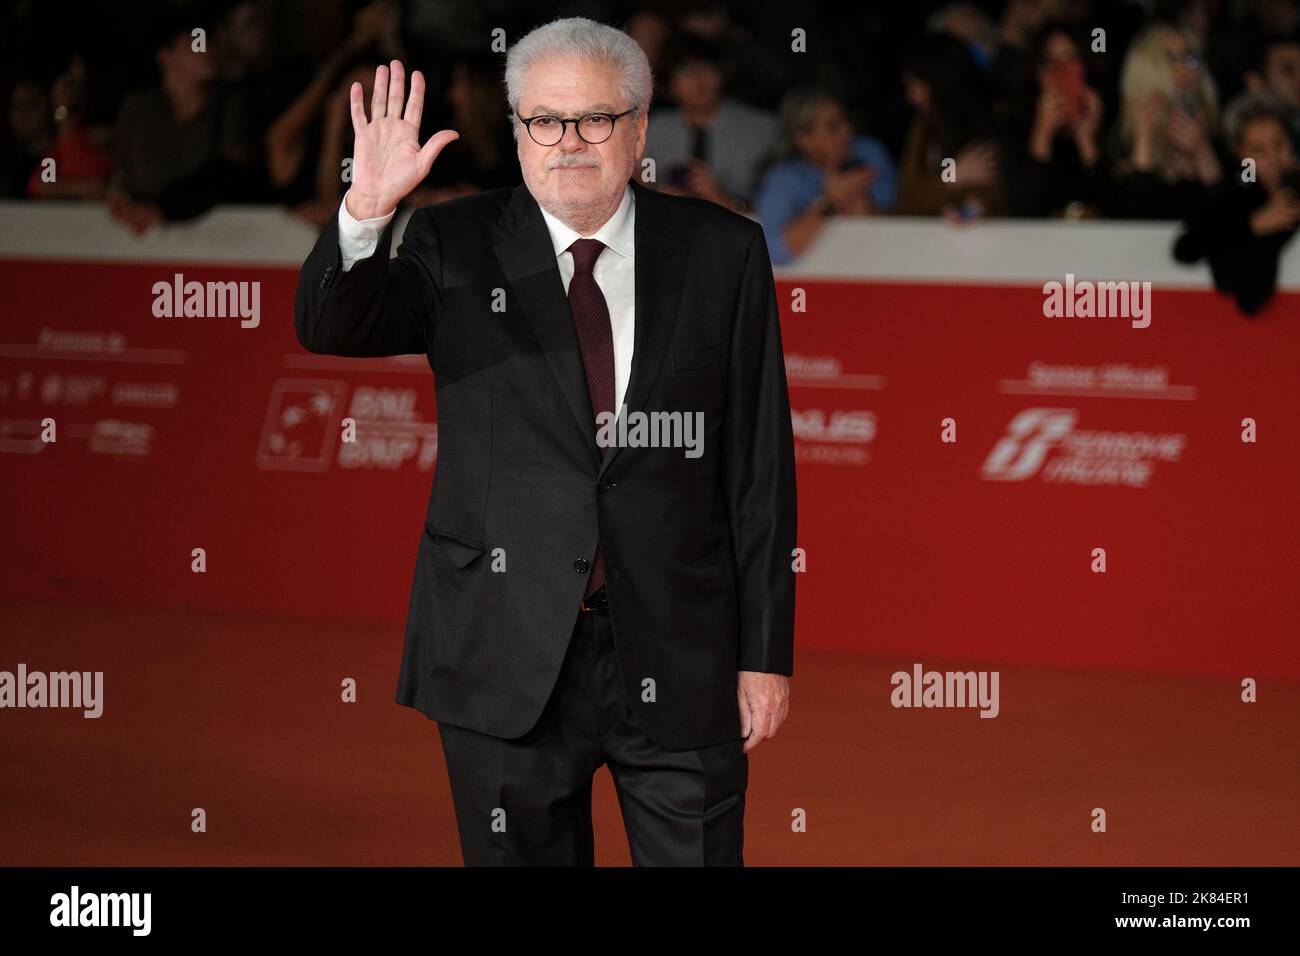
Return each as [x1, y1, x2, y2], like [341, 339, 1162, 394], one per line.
[548, 158, 600, 169]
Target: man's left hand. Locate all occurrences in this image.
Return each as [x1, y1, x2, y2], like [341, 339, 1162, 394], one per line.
[737, 671, 789, 753]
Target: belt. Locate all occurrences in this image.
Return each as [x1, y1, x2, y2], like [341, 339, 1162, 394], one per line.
[579, 585, 608, 613]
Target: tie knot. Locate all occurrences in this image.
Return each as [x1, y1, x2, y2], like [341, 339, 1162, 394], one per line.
[568, 238, 606, 274]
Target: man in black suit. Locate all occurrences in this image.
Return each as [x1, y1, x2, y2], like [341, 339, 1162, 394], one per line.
[294, 16, 796, 865]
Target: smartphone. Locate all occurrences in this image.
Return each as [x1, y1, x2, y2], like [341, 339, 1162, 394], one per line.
[1046, 59, 1085, 122]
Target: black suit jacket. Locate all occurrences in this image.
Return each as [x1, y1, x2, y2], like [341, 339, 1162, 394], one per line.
[294, 178, 796, 749]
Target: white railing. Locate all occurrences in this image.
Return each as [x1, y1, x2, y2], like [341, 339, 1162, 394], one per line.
[4, 199, 1296, 288]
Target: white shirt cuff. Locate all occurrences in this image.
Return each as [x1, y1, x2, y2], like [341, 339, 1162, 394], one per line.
[337, 190, 396, 271]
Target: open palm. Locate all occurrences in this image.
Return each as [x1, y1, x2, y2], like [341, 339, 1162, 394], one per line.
[346, 60, 459, 220]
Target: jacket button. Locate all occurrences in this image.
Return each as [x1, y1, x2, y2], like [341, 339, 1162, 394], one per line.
[597, 479, 615, 493]
[573, 558, 590, 573]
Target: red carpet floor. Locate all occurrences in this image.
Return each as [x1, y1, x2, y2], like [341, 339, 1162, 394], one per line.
[2, 599, 1295, 866]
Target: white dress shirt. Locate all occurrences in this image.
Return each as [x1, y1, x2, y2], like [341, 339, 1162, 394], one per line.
[336, 185, 637, 412]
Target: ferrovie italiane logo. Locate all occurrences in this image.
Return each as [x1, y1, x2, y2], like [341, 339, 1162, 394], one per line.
[981, 408, 1186, 487]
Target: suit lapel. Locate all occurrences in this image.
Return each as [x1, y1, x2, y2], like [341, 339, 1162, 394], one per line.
[492, 183, 600, 464]
[598, 180, 686, 479]
[490, 180, 688, 476]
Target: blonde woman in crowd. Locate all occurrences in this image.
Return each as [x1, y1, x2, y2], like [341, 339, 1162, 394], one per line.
[1110, 22, 1223, 218]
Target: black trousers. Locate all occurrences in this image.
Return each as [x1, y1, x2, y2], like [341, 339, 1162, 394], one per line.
[436, 606, 748, 865]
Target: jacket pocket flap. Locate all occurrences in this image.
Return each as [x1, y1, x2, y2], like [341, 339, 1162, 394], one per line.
[425, 527, 487, 568]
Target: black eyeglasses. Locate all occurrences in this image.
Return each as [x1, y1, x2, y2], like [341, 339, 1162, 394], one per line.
[514, 108, 637, 146]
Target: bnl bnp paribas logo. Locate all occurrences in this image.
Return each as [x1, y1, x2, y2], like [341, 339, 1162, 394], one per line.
[981, 408, 1186, 487]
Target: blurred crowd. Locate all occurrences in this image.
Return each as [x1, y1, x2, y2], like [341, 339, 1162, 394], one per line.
[4, 0, 1299, 311]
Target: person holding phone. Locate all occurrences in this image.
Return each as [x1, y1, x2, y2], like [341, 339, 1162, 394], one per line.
[1000, 21, 1106, 217]
[1110, 22, 1223, 219]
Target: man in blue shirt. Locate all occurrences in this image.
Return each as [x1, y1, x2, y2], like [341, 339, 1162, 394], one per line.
[755, 89, 898, 264]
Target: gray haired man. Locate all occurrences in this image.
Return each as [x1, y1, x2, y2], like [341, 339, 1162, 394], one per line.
[294, 16, 797, 865]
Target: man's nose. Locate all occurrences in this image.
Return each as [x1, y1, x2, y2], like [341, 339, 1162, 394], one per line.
[558, 122, 587, 151]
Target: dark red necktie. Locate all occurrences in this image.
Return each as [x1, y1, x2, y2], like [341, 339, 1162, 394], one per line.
[567, 238, 614, 598]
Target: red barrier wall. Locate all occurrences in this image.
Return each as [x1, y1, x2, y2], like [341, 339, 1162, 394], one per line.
[2, 207, 1296, 682]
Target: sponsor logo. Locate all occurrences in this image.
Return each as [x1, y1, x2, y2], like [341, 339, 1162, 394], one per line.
[791, 408, 875, 466]
[257, 381, 437, 473]
[982, 407, 1186, 486]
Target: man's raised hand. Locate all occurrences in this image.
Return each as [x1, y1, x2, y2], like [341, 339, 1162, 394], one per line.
[345, 60, 459, 220]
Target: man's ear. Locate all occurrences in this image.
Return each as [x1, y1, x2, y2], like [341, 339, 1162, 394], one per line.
[635, 108, 649, 156]
[1243, 71, 1264, 93]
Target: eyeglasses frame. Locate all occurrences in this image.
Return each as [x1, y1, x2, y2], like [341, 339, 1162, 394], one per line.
[512, 107, 639, 145]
